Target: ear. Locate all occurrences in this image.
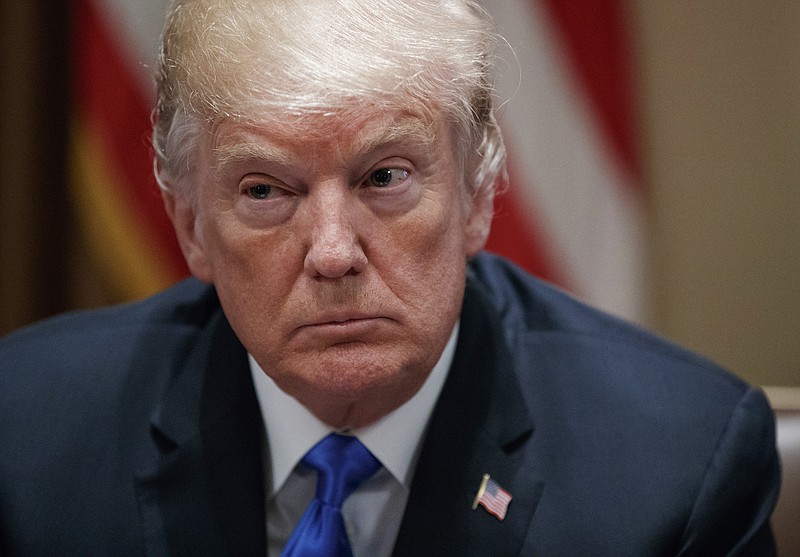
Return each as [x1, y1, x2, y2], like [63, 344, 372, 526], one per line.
[161, 189, 213, 283]
[464, 184, 495, 257]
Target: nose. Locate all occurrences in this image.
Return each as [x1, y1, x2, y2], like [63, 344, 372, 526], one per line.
[303, 185, 368, 278]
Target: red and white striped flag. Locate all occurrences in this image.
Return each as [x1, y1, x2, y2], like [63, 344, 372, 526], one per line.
[481, 0, 646, 323]
[71, 0, 185, 301]
[473, 474, 513, 520]
[72, 0, 645, 322]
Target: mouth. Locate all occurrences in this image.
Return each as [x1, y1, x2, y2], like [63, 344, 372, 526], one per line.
[296, 314, 391, 342]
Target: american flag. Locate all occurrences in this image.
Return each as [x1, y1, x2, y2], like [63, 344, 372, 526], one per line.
[476, 475, 513, 521]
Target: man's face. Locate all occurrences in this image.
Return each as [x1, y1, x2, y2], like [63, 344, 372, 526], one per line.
[166, 110, 493, 427]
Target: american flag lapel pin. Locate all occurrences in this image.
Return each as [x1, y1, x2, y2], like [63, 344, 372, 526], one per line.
[472, 473, 512, 521]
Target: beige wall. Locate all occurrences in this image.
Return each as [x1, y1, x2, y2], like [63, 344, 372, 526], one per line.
[630, 2, 800, 386]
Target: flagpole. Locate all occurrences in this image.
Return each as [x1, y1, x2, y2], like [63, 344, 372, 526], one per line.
[472, 473, 490, 510]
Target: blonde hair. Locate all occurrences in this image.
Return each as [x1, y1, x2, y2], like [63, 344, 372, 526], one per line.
[153, 0, 506, 201]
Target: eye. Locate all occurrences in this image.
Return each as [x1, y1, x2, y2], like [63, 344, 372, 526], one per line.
[247, 183, 272, 199]
[367, 168, 409, 188]
[240, 175, 294, 206]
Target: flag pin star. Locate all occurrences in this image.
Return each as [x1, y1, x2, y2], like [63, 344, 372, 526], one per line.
[472, 473, 512, 521]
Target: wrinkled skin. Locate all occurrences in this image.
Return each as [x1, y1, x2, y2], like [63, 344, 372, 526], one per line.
[163, 110, 494, 427]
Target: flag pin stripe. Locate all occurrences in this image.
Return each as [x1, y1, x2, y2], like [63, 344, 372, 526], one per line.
[472, 473, 512, 521]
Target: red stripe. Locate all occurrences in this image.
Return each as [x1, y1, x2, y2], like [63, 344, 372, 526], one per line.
[73, 0, 189, 279]
[537, 0, 642, 185]
[485, 157, 566, 288]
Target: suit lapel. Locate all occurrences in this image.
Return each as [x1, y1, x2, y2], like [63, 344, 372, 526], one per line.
[134, 305, 266, 557]
[392, 281, 542, 556]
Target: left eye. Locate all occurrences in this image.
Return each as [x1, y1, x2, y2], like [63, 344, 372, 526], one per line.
[367, 168, 409, 188]
[248, 184, 272, 199]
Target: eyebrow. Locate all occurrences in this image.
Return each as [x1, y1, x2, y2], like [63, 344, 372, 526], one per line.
[353, 117, 437, 156]
[211, 115, 437, 178]
[212, 142, 293, 178]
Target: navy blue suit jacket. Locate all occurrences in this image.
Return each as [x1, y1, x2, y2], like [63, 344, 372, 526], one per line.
[0, 252, 780, 556]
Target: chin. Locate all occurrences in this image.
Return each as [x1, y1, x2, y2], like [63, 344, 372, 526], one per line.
[281, 345, 428, 412]
[311, 348, 411, 393]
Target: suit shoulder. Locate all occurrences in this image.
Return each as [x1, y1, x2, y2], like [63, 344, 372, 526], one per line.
[0, 278, 220, 383]
[468, 251, 749, 397]
[470, 251, 654, 340]
[2, 278, 217, 345]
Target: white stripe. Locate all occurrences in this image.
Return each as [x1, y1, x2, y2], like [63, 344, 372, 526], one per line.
[482, 0, 647, 323]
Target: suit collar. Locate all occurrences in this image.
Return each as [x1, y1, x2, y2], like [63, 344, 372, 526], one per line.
[393, 279, 542, 556]
[135, 299, 266, 557]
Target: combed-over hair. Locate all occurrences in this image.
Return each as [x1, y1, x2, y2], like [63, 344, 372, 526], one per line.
[153, 0, 507, 201]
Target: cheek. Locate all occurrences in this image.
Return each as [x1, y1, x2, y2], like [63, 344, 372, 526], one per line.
[376, 196, 469, 300]
[202, 218, 298, 321]
[205, 210, 284, 275]
[392, 192, 468, 259]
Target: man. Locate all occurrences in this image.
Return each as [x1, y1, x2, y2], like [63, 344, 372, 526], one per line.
[0, 0, 780, 555]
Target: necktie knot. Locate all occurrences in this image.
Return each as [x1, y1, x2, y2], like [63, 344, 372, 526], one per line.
[302, 433, 381, 508]
[281, 433, 381, 557]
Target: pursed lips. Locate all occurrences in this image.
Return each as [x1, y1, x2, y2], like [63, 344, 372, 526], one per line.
[295, 312, 391, 341]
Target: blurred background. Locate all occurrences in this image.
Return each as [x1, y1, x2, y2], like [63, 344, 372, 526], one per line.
[0, 0, 797, 388]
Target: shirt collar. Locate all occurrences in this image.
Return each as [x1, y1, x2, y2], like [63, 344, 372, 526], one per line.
[249, 323, 459, 493]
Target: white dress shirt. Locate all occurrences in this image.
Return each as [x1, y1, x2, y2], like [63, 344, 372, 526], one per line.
[249, 324, 459, 557]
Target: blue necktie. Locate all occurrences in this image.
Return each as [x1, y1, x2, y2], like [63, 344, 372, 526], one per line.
[281, 433, 381, 557]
